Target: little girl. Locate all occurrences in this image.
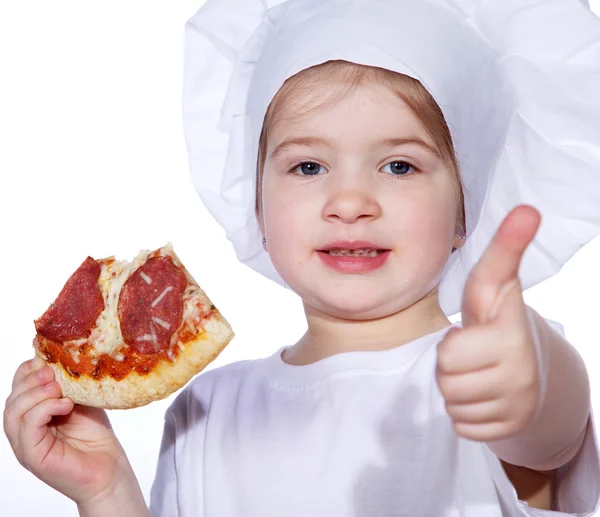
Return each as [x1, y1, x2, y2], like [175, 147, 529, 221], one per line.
[5, 0, 600, 516]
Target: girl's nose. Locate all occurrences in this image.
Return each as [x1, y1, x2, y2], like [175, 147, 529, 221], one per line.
[322, 184, 382, 224]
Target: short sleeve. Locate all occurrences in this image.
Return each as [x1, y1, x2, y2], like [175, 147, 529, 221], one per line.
[550, 409, 600, 515]
[529, 318, 600, 515]
[149, 410, 180, 517]
[484, 407, 600, 517]
[542, 319, 600, 514]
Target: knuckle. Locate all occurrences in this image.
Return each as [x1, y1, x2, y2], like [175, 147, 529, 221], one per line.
[21, 407, 37, 426]
[12, 360, 34, 389]
[2, 421, 13, 445]
[453, 421, 471, 439]
[437, 341, 458, 369]
[438, 375, 457, 400]
[444, 402, 459, 420]
[30, 356, 46, 369]
[24, 358, 37, 371]
[3, 403, 15, 423]
[11, 374, 24, 392]
[20, 385, 59, 425]
[465, 270, 493, 296]
[20, 405, 33, 425]
[514, 374, 537, 396]
[2, 404, 17, 431]
[38, 381, 58, 396]
[21, 358, 34, 371]
[495, 399, 511, 420]
[437, 352, 451, 373]
[16, 372, 38, 393]
[32, 367, 52, 384]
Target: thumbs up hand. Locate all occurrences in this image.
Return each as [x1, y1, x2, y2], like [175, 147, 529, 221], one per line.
[436, 205, 542, 442]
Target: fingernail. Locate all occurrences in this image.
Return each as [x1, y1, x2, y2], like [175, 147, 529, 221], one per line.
[31, 357, 46, 369]
[43, 382, 56, 391]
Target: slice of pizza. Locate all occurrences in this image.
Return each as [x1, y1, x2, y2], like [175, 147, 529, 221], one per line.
[32, 243, 234, 409]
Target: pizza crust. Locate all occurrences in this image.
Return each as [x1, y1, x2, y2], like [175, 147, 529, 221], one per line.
[35, 312, 234, 410]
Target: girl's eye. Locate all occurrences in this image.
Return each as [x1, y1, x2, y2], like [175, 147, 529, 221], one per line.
[291, 162, 324, 176]
[382, 161, 417, 177]
[290, 160, 418, 177]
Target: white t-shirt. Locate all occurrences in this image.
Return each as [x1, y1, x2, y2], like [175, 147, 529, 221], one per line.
[149, 322, 600, 516]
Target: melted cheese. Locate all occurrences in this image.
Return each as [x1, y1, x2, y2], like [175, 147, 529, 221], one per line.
[179, 284, 206, 335]
[68, 348, 81, 364]
[63, 243, 205, 360]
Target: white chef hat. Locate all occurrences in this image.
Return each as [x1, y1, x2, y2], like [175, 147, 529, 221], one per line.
[183, 0, 600, 317]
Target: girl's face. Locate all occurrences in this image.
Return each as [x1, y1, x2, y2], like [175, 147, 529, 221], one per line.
[261, 81, 462, 320]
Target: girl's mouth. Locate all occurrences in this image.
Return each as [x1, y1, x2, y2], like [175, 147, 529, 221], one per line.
[325, 248, 385, 258]
[316, 249, 391, 273]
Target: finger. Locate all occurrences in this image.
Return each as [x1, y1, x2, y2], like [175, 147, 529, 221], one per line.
[436, 366, 505, 405]
[21, 397, 74, 465]
[453, 420, 522, 442]
[462, 205, 540, 325]
[3, 381, 63, 449]
[12, 356, 47, 390]
[6, 366, 55, 408]
[475, 205, 540, 285]
[445, 398, 509, 424]
[437, 326, 503, 375]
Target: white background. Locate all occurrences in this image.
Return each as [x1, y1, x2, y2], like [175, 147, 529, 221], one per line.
[1, 1, 599, 515]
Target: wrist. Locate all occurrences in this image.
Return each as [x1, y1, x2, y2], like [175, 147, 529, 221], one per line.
[77, 458, 149, 517]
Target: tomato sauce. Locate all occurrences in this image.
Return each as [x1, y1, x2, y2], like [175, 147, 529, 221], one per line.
[35, 329, 201, 381]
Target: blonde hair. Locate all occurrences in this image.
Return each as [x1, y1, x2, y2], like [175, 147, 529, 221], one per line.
[255, 60, 466, 240]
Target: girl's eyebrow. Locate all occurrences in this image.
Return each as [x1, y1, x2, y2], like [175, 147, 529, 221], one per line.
[375, 136, 440, 159]
[268, 136, 329, 160]
[268, 135, 440, 160]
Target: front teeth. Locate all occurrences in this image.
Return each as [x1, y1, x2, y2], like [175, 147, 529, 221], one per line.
[328, 249, 381, 257]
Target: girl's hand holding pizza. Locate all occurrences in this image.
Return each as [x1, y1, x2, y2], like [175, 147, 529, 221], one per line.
[3, 356, 133, 507]
[436, 205, 543, 442]
[3, 244, 228, 515]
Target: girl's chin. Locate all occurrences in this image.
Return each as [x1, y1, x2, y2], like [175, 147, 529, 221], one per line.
[306, 293, 403, 320]
[281, 271, 415, 318]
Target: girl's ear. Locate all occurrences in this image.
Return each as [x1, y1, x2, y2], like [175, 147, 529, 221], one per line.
[258, 218, 267, 251]
[453, 226, 466, 252]
[257, 206, 267, 251]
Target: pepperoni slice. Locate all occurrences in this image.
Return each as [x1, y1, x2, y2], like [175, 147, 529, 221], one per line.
[118, 256, 187, 354]
[35, 257, 104, 342]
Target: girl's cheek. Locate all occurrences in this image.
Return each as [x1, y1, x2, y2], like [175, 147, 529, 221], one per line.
[265, 185, 316, 217]
[263, 198, 295, 237]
